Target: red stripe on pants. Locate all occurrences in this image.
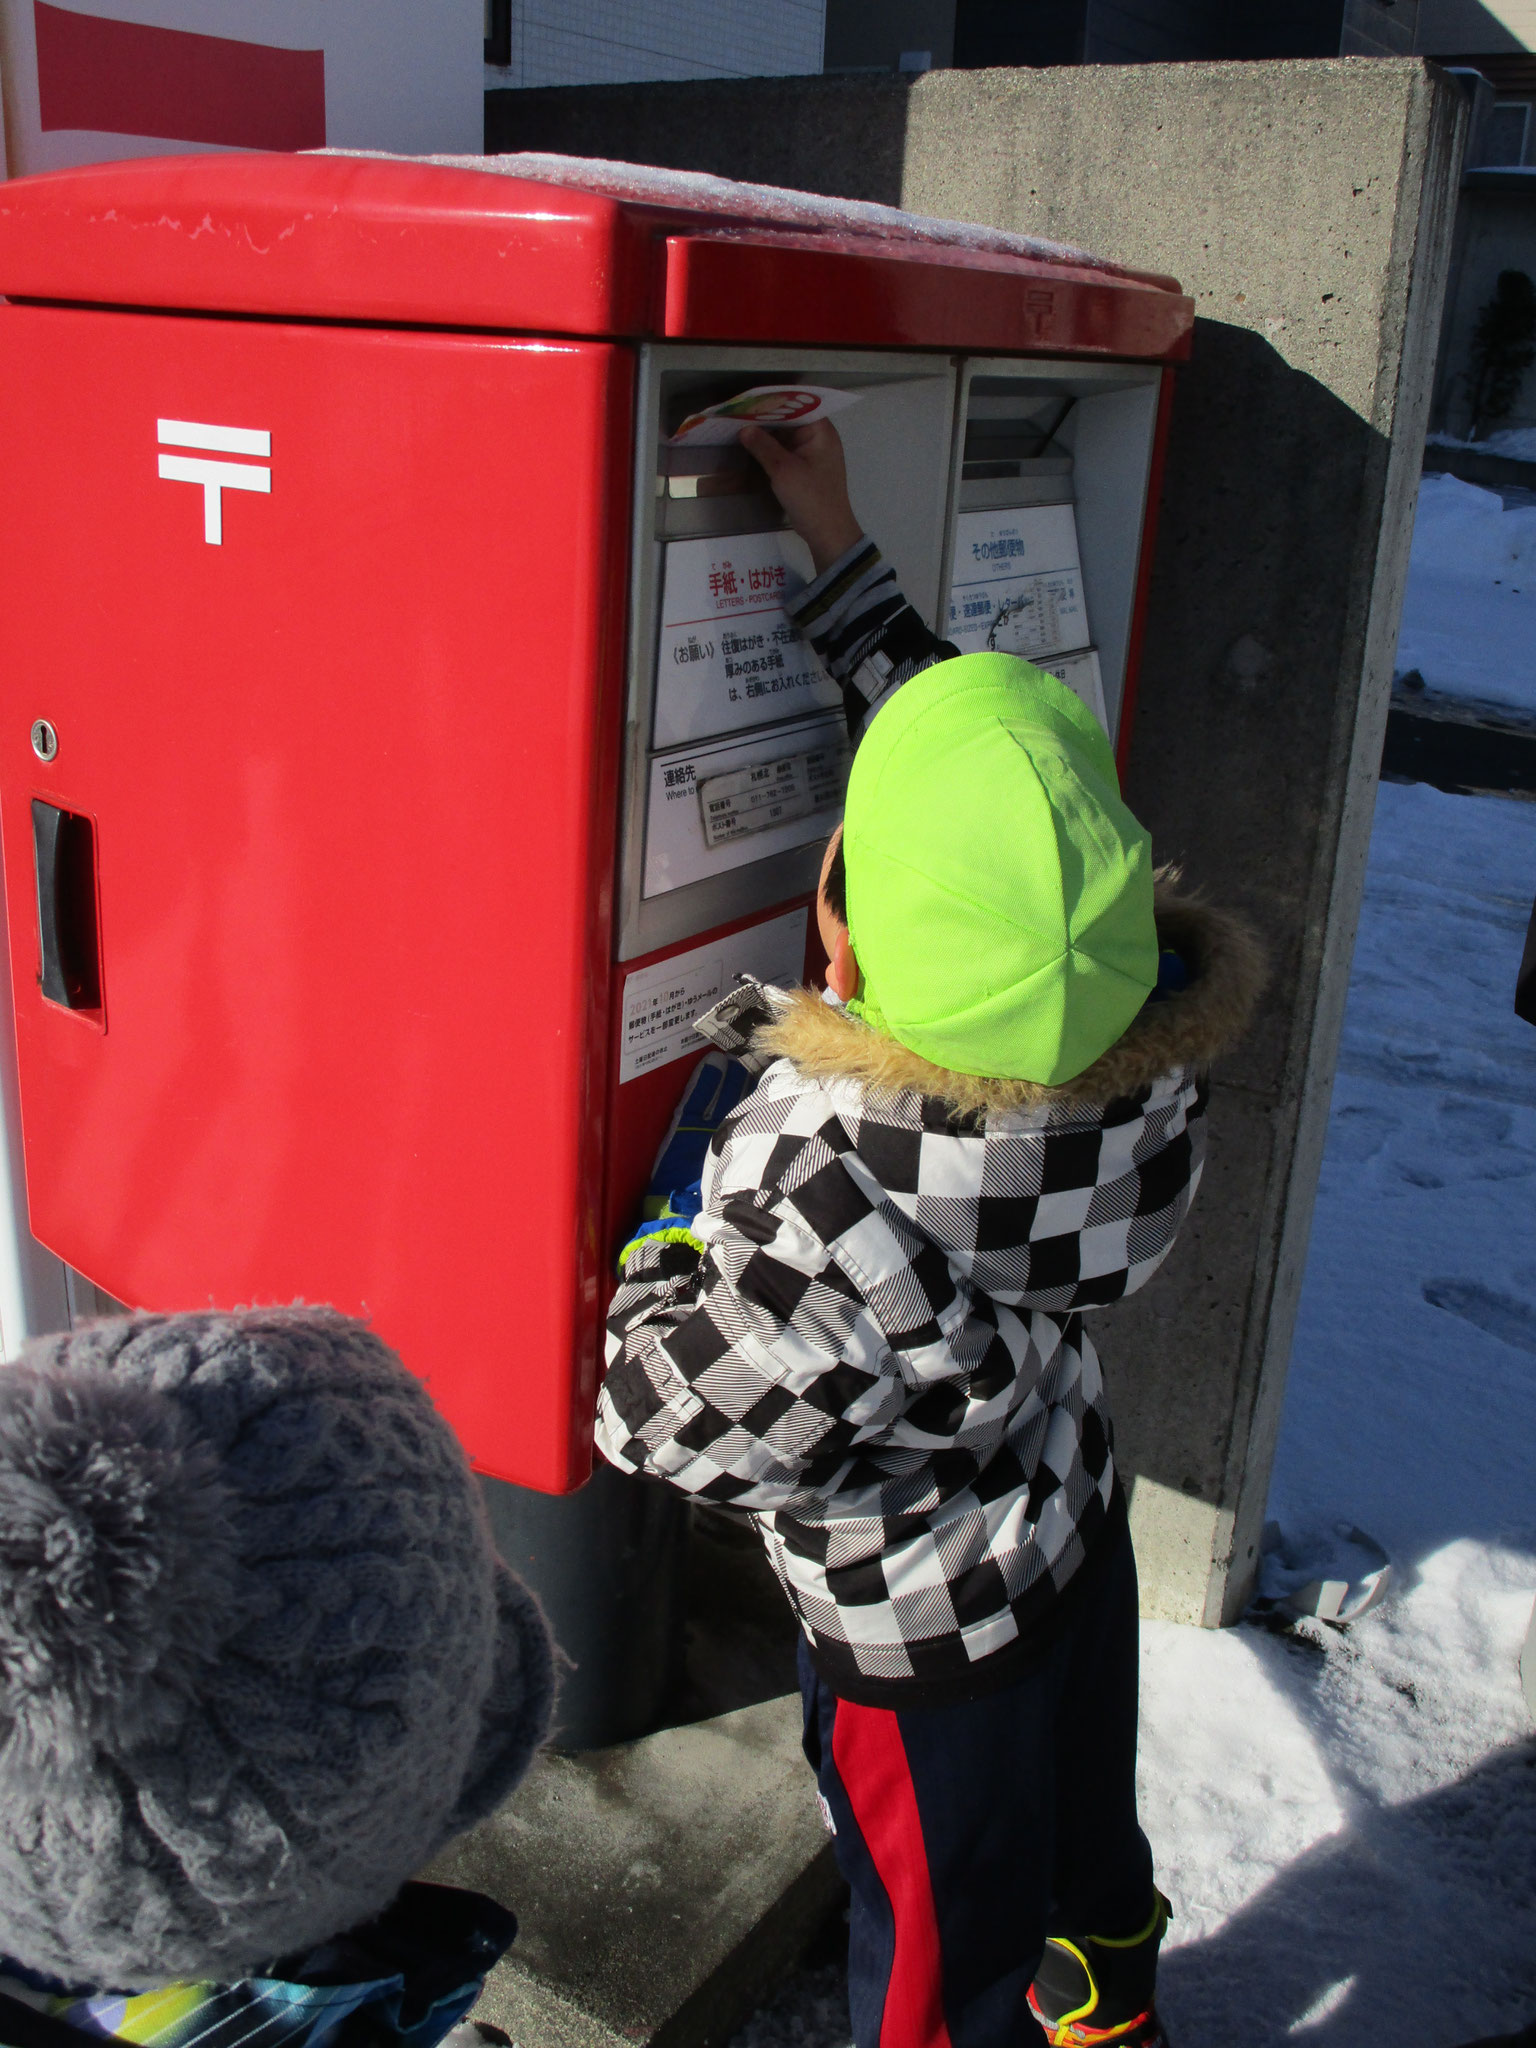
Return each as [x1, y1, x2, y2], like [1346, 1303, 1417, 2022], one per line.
[34, 2, 326, 150]
[832, 1700, 954, 2048]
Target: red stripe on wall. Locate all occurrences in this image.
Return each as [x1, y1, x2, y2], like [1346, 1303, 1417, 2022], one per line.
[831, 1701, 954, 2048]
[34, 2, 325, 150]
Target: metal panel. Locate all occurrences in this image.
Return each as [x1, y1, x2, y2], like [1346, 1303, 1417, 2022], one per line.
[943, 357, 1164, 746]
[0, 303, 631, 1491]
[0, 152, 659, 334]
[662, 232, 1195, 360]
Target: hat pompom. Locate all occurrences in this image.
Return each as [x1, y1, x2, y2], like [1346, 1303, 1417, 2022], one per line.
[0, 1365, 239, 1777]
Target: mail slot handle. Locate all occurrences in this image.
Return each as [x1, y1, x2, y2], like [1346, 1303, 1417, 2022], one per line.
[32, 800, 101, 1011]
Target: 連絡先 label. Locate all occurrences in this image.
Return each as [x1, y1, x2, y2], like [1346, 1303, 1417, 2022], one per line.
[698, 735, 848, 849]
[643, 713, 849, 898]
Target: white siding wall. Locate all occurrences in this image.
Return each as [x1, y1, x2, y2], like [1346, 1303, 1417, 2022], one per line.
[1416, 0, 1536, 52]
[1342, 0, 1420, 56]
[488, 0, 826, 87]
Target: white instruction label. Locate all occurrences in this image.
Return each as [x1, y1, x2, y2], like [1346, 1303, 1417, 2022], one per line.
[947, 504, 1090, 660]
[654, 531, 840, 748]
[1036, 647, 1109, 734]
[645, 713, 849, 898]
[619, 907, 809, 1084]
[698, 735, 848, 849]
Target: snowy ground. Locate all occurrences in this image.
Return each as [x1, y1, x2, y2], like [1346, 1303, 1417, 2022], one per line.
[1429, 426, 1536, 465]
[730, 483, 1536, 2048]
[1147, 778, 1536, 2046]
[1396, 471, 1536, 717]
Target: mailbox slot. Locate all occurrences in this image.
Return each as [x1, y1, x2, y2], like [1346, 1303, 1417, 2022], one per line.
[617, 344, 958, 963]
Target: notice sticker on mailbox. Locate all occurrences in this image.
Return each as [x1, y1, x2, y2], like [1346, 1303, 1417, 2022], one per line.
[946, 504, 1090, 661]
[1035, 647, 1109, 733]
[698, 737, 847, 849]
[654, 531, 840, 749]
[619, 907, 810, 1083]
[645, 714, 849, 898]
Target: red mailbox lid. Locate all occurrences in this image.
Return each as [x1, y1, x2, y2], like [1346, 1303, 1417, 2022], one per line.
[0, 150, 1194, 360]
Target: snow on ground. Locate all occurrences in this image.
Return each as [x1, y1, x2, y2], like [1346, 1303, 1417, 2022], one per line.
[1148, 778, 1536, 2046]
[1396, 473, 1536, 716]
[732, 506, 1536, 2046]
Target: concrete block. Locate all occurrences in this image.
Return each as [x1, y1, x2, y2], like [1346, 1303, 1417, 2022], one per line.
[1127, 1475, 1233, 1627]
[489, 60, 1466, 1628]
[424, 1519, 832, 2048]
[1106, 1083, 1280, 1624]
[426, 1694, 839, 2048]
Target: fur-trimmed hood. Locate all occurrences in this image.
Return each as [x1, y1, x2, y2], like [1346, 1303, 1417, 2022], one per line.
[750, 887, 1266, 1120]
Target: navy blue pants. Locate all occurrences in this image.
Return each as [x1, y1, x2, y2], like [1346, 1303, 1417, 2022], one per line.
[797, 1515, 1154, 2048]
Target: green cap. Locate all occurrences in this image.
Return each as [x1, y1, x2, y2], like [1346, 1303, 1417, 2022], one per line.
[843, 653, 1157, 1084]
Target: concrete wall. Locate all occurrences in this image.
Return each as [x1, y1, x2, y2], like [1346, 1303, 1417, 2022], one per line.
[490, 59, 1466, 1626]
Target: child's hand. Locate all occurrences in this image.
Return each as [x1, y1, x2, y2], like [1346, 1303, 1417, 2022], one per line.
[738, 420, 864, 575]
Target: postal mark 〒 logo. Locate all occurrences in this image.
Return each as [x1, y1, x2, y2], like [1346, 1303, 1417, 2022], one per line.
[157, 419, 271, 544]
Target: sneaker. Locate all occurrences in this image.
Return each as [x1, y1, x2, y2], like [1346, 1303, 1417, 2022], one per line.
[1030, 2006, 1168, 2047]
[1029, 1892, 1171, 2047]
[438, 2023, 511, 2048]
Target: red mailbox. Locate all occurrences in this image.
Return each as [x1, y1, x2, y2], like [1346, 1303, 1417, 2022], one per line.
[0, 152, 1193, 1490]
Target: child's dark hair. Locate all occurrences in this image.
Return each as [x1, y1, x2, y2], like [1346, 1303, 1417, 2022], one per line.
[823, 832, 848, 926]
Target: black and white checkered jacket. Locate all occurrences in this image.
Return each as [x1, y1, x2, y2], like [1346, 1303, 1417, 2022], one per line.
[596, 541, 1264, 1705]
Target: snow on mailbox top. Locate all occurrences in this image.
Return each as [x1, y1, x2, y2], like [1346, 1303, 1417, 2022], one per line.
[0, 149, 1193, 359]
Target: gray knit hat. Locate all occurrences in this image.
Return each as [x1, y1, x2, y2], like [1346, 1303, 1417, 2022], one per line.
[0, 1308, 554, 1989]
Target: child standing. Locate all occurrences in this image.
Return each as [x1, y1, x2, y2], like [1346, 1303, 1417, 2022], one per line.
[596, 423, 1263, 2047]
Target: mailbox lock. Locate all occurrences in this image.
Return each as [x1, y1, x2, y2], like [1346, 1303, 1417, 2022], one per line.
[30, 720, 58, 763]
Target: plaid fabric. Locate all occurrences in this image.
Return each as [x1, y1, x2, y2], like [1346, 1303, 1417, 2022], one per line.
[785, 537, 958, 739]
[597, 981, 1207, 1703]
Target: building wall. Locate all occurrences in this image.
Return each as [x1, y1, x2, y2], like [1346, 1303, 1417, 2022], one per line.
[480, 0, 1531, 91]
[1481, 89, 1536, 160]
[952, 0, 1401, 64]
[1433, 176, 1536, 432]
[951, 0, 1087, 67]
[484, 0, 825, 90]
[1343, 0, 1420, 56]
[824, 0, 954, 73]
[1085, 0, 1223, 63]
[854, 0, 1536, 73]
[1416, 0, 1536, 51]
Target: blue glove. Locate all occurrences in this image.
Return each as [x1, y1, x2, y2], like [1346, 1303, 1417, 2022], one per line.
[617, 1052, 755, 1273]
